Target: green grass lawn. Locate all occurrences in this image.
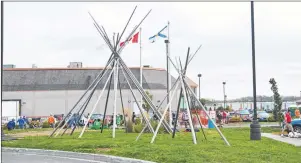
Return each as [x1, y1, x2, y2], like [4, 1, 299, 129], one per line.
[2, 127, 300, 163]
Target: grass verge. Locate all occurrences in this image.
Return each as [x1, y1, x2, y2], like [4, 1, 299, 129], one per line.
[2, 127, 300, 163]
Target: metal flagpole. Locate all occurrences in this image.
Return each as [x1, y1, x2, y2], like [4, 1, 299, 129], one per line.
[140, 27, 143, 114]
[167, 21, 171, 127]
[165, 21, 172, 128]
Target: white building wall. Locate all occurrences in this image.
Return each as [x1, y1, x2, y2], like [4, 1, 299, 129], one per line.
[3, 88, 184, 117]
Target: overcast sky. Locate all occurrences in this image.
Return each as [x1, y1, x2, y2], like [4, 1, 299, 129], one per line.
[3, 2, 301, 100]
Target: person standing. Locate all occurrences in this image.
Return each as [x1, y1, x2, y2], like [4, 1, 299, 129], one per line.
[222, 111, 227, 124]
[226, 111, 230, 124]
[132, 112, 136, 123]
[7, 119, 16, 131]
[22, 116, 29, 129]
[86, 113, 90, 127]
[48, 114, 55, 129]
[17, 116, 25, 129]
[116, 114, 121, 127]
[216, 110, 223, 127]
[182, 111, 189, 128]
[295, 109, 300, 118]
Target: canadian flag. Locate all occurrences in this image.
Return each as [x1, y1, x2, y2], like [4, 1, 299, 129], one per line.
[120, 32, 139, 47]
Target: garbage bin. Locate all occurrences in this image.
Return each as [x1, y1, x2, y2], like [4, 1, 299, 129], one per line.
[208, 119, 215, 129]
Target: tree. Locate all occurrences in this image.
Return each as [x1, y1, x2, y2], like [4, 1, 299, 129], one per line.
[199, 98, 212, 106]
[217, 106, 224, 111]
[142, 90, 153, 113]
[269, 78, 282, 122]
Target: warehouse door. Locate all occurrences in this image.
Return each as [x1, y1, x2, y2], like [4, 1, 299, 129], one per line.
[2, 100, 21, 122]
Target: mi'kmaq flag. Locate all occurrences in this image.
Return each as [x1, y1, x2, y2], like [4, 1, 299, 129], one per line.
[120, 32, 139, 47]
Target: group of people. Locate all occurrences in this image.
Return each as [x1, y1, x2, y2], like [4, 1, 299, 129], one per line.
[178, 109, 229, 128]
[6, 114, 56, 131]
[281, 110, 295, 137]
[216, 110, 229, 127]
[6, 116, 29, 130]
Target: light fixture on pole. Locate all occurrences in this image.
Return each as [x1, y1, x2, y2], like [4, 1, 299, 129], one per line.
[197, 74, 202, 99]
[250, 1, 261, 140]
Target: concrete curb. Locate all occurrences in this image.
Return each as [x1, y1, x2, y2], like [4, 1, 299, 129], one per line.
[2, 147, 156, 163]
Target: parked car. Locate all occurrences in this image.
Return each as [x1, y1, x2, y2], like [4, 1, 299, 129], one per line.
[257, 111, 270, 121]
[89, 114, 104, 124]
[264, 108, 273, 113]
[239, 110, 252, 122]
[248, 109, 254, 114]
[292, 119, 301, 133]
[250, 111, 270, 121]
[228, 111, 238, 119]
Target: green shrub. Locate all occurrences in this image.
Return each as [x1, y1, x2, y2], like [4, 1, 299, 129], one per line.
[135, 117, 142, 125]
[132, 120, 166, 133]
[150, 120, 165, 133]
[267, 115, 276, 122]
[120, 120, 125, 126]
[42, 121, 50, 128]
[133, 123, 144, 133]
[2, 124, 8, 130]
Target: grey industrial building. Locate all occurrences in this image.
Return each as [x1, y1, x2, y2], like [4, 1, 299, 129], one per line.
[2, 64, 197, 117]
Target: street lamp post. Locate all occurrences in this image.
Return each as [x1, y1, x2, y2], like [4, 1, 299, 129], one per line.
[225, 95, 227, 109]
[198, 74, 202, 99]
[222, 82, 226, 109]
[250, 1, 261, 140]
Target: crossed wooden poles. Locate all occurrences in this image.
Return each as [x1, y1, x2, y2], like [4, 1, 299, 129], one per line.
[49, 6, 230, 146]
[49, 6, 173, 139]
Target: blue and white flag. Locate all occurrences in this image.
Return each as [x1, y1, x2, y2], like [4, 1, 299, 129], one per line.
[149, 25, 168, 43]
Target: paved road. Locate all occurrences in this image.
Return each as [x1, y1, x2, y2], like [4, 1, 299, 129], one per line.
[2, 151, 107, 163]
[2, 148, 155, 163]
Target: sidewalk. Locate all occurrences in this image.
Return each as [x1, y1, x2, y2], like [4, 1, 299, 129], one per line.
[262, 133, 301, 147]
[223, 122, 279, 128]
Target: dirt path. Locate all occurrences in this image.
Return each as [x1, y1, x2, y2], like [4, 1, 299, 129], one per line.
[6, 128, 90, 138]
[7, 130, 53, 138]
